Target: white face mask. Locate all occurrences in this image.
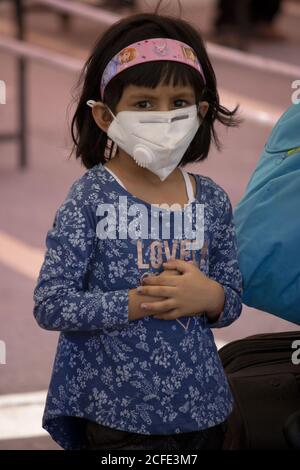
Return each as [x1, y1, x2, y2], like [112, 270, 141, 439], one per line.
[105, 105, 201, 181]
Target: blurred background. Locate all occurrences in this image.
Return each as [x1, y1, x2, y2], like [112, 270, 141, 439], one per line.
[0, 0, 300, 450]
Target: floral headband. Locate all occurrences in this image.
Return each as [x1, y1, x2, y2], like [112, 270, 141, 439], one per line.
[100, 38, 206, 100]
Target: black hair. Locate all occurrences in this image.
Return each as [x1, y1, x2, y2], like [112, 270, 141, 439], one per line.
[69, 11, 240, 169]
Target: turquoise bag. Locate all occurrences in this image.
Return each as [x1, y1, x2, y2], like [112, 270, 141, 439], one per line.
[234, 104, 300, 324]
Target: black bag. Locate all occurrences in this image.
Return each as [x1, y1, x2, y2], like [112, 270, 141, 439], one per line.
[218, 331, 300, 449]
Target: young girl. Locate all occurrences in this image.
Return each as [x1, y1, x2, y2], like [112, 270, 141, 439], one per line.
[33, 12, 243, 451]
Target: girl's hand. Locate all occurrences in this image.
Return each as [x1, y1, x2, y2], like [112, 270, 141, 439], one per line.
[141, 268, 180, 286]
[137, 259, 225, 321]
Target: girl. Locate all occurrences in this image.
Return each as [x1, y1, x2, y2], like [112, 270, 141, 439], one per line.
[33, 12, 243, 451]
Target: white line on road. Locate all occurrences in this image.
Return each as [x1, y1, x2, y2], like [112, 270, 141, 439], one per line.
[215, 339, 227, 350]
[0, 230, 44, 280]
[220, 88, 282, 127]
[0, 391, 47, 440]
[0, 390, 47, 408]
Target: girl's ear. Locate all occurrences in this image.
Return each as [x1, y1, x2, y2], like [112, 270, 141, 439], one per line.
[91, 101, 113, 133]
[198, 101, 209, 121]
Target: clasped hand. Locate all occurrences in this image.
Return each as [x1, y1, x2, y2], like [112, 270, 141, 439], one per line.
[137, 258, 225, 321]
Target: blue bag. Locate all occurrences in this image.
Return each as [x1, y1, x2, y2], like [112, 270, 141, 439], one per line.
[234, 104, 300, 324]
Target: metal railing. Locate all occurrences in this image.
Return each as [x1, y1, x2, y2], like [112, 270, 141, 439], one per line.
[36, 0, 300, 79]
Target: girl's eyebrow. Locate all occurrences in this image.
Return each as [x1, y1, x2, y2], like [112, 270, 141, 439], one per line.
[129, 91, 195, 100]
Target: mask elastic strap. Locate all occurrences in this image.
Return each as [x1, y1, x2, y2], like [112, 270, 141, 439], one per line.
[86, 100, 116, 119]
[106, 106, 117, 120]
[86, 100, 117, 158]
[86, 99, 96, 108]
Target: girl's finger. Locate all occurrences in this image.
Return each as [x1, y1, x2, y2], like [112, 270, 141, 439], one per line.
[137, 282, 176, 297]
[141, 299, 175, 313]
[137, 285, 176, 296]
[142, 275, 178, 286]
[163, 259, 194, 274]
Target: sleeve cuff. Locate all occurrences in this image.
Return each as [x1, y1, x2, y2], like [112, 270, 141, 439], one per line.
[205, 284, 227, 328]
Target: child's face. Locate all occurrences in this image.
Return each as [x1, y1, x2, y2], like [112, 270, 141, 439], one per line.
[92, 82, 209, 133]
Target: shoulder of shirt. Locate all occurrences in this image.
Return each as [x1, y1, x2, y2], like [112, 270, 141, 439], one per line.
[188, 172, 232, 214]
[60, 165, 107, 209]
[53, 166, 108, 228]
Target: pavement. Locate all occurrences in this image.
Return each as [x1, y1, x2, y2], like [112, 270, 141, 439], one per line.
[0, 0, 300, 450]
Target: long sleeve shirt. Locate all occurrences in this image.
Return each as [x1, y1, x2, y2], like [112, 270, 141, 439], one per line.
[33, 162, 243, 450]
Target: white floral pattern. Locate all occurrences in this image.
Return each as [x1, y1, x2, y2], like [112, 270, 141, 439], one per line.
[33, 163, 243, 449]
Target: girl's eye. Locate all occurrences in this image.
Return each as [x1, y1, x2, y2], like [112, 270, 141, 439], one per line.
[135, 99, 188, 109]
[174, 100, 188, 107]
[135, 101, 152, 109]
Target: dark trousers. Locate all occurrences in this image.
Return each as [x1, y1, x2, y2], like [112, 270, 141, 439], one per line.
[215, 0, 282, 27]
[84, 420, 227, 451]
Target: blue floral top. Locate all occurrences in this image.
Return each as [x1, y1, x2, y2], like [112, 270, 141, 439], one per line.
[33, 162, 243, 450]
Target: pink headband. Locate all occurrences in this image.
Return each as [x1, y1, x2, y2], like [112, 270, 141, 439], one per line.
[100, 38, 206, 100]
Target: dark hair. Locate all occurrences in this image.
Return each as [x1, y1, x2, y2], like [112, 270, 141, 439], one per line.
[69, 12, 240, 169]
